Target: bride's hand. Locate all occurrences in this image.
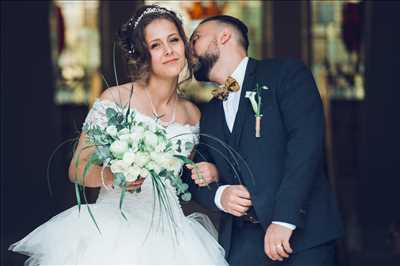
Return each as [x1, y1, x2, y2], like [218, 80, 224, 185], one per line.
[125, 177, 146, 192]
[186, 162, 219, 187]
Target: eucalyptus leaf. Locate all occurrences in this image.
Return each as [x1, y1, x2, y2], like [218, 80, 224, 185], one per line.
[181, 192, 192, 201]
[106, 107, 117, 119]
[184, 141, 194, 151]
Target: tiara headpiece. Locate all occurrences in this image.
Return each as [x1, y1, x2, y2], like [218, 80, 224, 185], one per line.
[127, 7, 170, 30]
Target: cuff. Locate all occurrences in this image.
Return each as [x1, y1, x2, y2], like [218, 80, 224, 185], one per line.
[272, 221, 296, 230]
[214, 185, 230, 211]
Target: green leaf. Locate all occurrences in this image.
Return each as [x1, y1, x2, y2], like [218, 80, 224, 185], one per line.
[82, 156, 96, 184]
[174, 154, 193, 165]
[181, 192, 192, 201]
[82, 186, 101, 234]
[75, 183, 81, 213]
[106, 107, 117, 119]
[119, 180, 128, 221]
[184, 141, 194, 151]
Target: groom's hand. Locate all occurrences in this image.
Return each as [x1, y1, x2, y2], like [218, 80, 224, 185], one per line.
[220, 185, 252, 217]
[264, 223, 293, 261]
[186, 162, 219, 187]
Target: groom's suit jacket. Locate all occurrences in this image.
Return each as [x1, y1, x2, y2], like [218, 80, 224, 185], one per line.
[187, 58, 344, 256]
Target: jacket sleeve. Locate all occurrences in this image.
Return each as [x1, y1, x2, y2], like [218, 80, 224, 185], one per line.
[271, 60, 325, 228]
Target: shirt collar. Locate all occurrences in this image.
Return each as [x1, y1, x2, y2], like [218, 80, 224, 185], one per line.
[230, 56, 249, 88]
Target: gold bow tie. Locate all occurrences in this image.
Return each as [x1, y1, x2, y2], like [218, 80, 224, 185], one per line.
[212, 76, 240, 101]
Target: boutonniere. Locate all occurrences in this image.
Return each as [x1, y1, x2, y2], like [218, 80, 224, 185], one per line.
[245, 84, 269, 138]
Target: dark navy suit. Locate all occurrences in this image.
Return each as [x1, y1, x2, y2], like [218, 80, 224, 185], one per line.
[186, 58, 343, 265]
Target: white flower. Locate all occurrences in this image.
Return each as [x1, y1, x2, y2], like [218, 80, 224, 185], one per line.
[110, 159, 129, 173]
[118, 128, 130, 136]
[130, 131, 144, 144]
[131, 125, 145, 134]
[126, 165, 141, 182]
[144, 131, 158, 147]
[168, 159, 182, 175]
[110, 140, 129, 157]
[159, 154, 181, 173]
[155, 143, 167, 153]
[146, 161, 162, 175]
[140, 168, 150, 178]
[150, 151, 164, 162]
[122, 151, 136, 166]
[134, 152, 150, 167]
[245, 91, 256, 98]
[119, 133, 132, 144]
[245, 91, 258, 114]
[106, 125, 118, 137]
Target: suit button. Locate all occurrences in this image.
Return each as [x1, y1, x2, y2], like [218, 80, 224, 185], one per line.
[299, 209, 306, 214]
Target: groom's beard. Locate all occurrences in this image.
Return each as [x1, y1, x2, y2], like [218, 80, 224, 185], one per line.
[193, 51, 219, 82]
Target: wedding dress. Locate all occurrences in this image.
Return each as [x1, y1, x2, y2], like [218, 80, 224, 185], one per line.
[9, 99, 228, 266]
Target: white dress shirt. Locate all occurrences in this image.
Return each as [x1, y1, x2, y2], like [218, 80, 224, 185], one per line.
[213, 57, 296, 231]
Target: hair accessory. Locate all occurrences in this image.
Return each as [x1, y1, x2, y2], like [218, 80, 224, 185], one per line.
[133, 7, 170, 29]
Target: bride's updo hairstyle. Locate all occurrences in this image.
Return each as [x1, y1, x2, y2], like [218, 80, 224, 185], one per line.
[118, 5, 192, 84]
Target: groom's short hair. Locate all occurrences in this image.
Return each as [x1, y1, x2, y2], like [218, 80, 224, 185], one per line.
[200, 15, 249, 52]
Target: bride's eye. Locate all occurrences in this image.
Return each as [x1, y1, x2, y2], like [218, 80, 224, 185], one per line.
[170, 37, 180, 42]
[150, 43, 159, 49]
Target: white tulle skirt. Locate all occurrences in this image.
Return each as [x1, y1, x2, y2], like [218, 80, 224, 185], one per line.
[9, 187, 227, 265]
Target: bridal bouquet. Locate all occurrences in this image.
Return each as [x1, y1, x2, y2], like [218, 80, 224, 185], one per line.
[74, 103, 195, 231]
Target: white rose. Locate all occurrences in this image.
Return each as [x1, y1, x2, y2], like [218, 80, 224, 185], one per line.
[106, 125, 118, 137]
[140, 168, 150, 178]
[119, 133, 132, 144]
[118, 128, 130, 136]
[110, 159, 129, 173]
[110, 140, 129, 157]
[126, 166, 141, 182]
[155, 143, 167, 153]
[122, 151, 136, 166]
[150, 151, 164, 162]
[135, 152, 150, 167]
[131, 125, 145, 134]
[165, 156, 182, 173]
[146, 161, 162, 175]
[130, 131, 144, 144]
[144, 131, 158, 147]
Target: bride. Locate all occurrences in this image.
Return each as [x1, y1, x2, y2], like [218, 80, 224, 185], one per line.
[9, 5, 228, 265]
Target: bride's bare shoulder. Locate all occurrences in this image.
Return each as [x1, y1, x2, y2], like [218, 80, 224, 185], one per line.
[99, 83, 137, 102]
[179, 97, 201, 125]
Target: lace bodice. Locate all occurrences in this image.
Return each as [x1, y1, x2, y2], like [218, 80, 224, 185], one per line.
[82, 99, 199, 217]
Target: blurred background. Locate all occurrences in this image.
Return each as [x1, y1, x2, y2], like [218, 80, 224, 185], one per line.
[1, 1, 399, 265]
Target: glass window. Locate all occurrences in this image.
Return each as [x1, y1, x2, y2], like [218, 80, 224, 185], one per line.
[50, 1, 101, 105]
[311, 0, 365, 100]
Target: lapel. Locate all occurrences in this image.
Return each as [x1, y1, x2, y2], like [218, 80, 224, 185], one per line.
[230, 58, 258, 149]
[212, 99, 230, 143]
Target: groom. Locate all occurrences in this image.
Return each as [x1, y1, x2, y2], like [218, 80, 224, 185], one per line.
[186, 15, 343, 265]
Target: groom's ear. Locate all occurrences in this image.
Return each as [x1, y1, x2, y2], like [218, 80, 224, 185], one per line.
[219, 28, 232, 45]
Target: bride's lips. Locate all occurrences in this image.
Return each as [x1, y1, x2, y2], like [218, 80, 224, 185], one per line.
[163, 58, 179, 64]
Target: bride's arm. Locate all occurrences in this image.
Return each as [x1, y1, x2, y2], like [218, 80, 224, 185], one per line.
[68, 133, 114, 188]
